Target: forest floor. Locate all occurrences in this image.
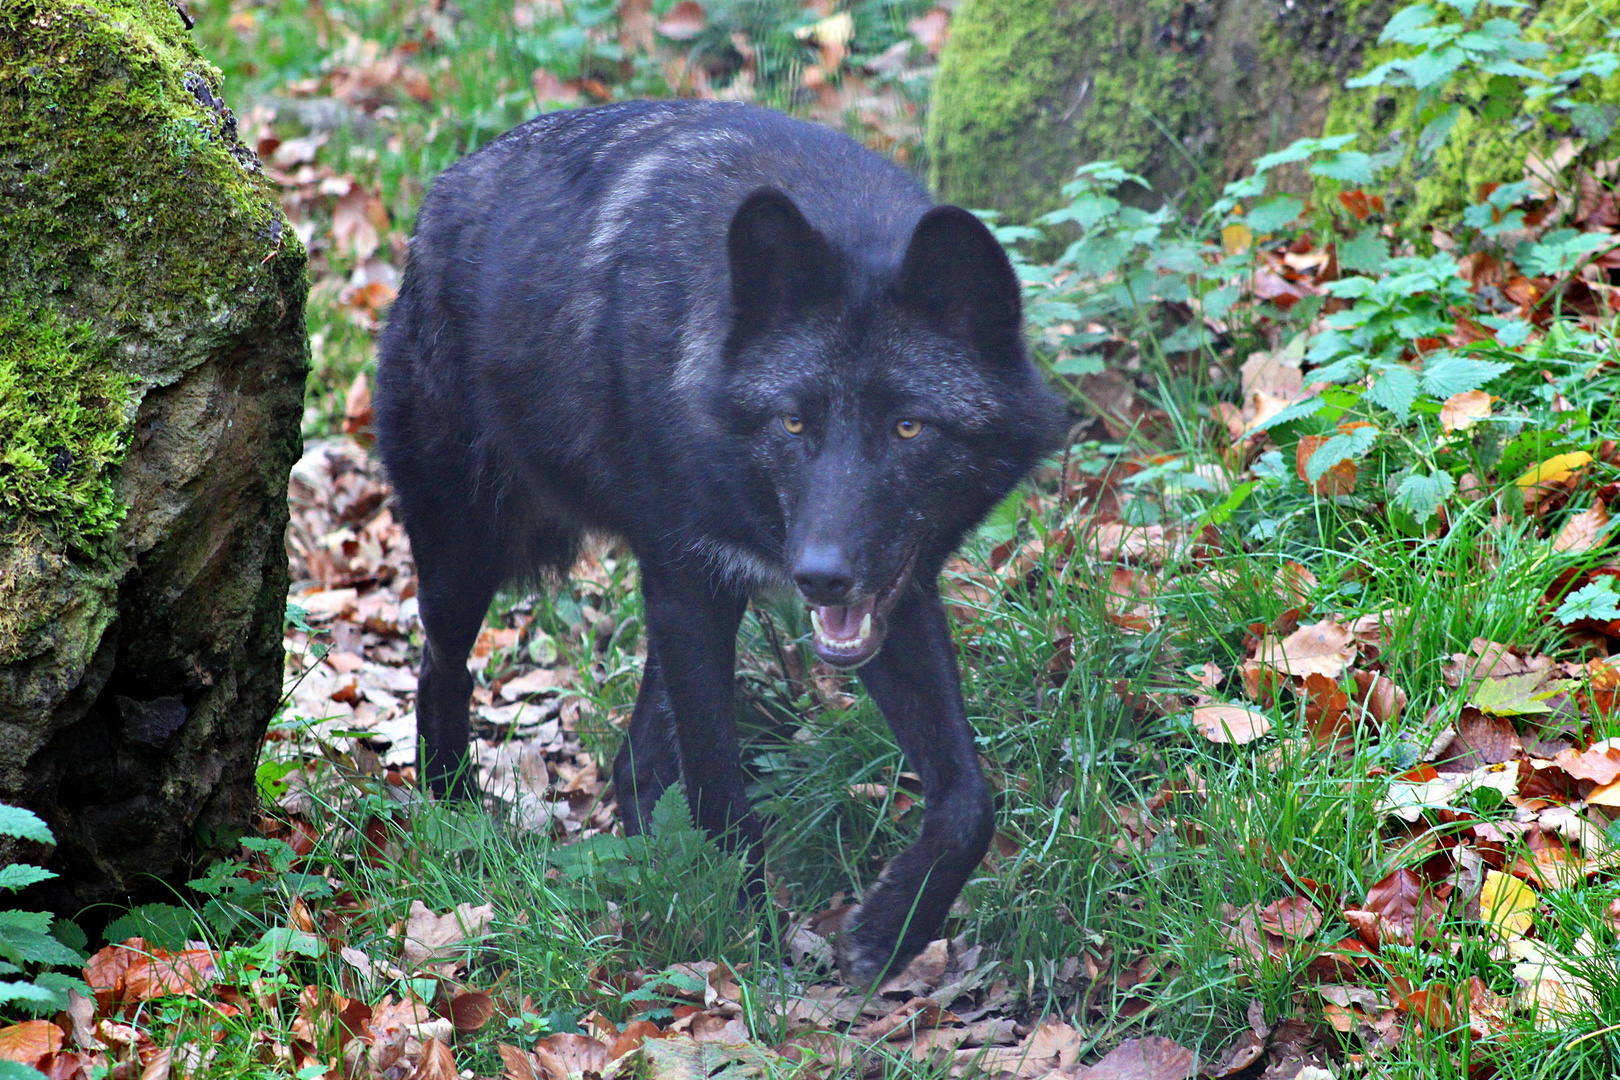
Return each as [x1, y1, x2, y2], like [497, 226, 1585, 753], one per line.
[7, 0, 1620, 1077]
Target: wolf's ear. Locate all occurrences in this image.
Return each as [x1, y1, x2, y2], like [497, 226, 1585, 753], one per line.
[727, 188, 840, 344]
[894, 206, 1022, 359]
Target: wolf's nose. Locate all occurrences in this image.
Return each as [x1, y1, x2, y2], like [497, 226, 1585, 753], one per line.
[793, 544, 855, 603]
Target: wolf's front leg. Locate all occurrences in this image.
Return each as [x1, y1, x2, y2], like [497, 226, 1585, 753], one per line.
[839, 585, 994, 989]
[636, 565, 764, 870]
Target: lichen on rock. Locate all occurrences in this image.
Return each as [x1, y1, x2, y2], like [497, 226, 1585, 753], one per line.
[0, 0, 308, 911]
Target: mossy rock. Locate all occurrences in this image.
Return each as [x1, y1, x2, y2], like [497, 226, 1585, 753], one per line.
[1321, 0, 1620, 230]
[927, 0, 1397, 226]
[0, 0, 307, 912]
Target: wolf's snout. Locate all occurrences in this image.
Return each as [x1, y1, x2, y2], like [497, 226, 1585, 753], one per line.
[792, 542, 855, 604]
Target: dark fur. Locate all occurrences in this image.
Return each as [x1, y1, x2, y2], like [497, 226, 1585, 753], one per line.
[376, 101, 1067, 987]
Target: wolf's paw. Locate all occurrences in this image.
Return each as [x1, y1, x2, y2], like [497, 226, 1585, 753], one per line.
[833, 933, 888, 991]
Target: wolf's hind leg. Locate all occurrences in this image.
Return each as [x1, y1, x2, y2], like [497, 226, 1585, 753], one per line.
[839, 586, 994, 989]
[611, 647, 682, 834]
[414, 540, 501, 800]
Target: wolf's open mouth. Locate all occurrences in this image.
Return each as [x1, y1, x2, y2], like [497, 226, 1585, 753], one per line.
[808, 554, 915, 669]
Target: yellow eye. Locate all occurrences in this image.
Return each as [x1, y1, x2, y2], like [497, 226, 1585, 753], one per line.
[782, 415, 804, 435]
[895, 419, 923, 439]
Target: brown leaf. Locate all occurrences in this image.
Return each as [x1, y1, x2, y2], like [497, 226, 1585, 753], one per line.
[1258, 896, 1323, 939]
[1071, 1036, 1196, 1080]
[1295, 435, 1357, 495]
[1301, 673, 1350, 747]
[1350, 670, 1406, 726]
[0, 1020, 65, 1065]
[399, 901, 494, 968]
[408, 1038, 459, 1080]
[1552, 743, 1620, 785]
[1452, 709, 1522, 765]
[500, 1045, 541, 1080]
[1191, 704, 1271, 745]
[450, 990, 496, 1032]
[1553, 500, 1609, 552]
[122, 949, 218, 1002]
[877, 938, 950, 996]
[1257, 618, 1356, 679]
[908, 7, 950, 54]
[1440, 390, 1494, 433]
[608, 1019, 668, 1060]
[656, 0, 706, 39]
[536, 1033, 610, 1078]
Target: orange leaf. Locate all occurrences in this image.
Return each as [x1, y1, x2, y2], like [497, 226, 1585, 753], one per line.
[0, 1020, 64, 1065]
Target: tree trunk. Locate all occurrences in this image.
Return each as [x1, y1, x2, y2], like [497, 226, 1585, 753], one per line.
[926, 0, 1397, 222]
[0, 0, 308, 913]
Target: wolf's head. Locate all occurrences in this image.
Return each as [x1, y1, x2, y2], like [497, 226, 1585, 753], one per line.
[718, 187, 1069, 668]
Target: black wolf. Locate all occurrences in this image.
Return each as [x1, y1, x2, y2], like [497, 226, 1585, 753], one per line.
[375, 100, 1067, 986]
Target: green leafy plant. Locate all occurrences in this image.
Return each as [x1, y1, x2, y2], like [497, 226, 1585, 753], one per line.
[0, 804, 88, 1017]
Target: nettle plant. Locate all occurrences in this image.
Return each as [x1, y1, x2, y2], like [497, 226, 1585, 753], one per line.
[0, 804, 89, 1022]
[998, 0, 1618, 531]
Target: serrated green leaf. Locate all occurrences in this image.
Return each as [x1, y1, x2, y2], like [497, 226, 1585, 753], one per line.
[1380, 5, 1437, 43]
[1367, 366, 1422, 420]
[1339, 229, 1390, 275]
[103, 904, 196, 952]
[0, 805, 53, 845]
[1394, 471, 1456, 521]
[1420, 355, 1513, 398]
[1250, 395, 1328, 435]
[1306, 425, 1381, 483]
[1556, 579, 1620, 624]
[0, 925, 85, 967]
[0, 979, 59, 1007]
[1246, 197, 1305, 235]
[0, 911, 51, 934]
[0, 865, 54, 893]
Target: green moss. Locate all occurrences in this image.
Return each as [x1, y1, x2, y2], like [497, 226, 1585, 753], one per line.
[0, 305, 132, 553]
[927, 0, 1395, 228]
[1322, 0, 1620, 231]
[0, 0, 302, 385]
[0, 0, 306, 655]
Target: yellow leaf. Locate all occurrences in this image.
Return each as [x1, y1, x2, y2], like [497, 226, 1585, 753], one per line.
[1514, 451, 1592, 489]
[1440, 390, 1494, 433]
[1221, 223, 1253, 256]
[1480, 870, 1536, 939]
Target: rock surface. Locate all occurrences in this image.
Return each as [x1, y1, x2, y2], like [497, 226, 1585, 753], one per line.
[0, 0, 307, 911]
[926, 0, 1396, 226]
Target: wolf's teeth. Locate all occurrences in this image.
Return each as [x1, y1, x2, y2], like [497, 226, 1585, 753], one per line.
[811, 610, 825, 639]
[857, 613, 871, 642]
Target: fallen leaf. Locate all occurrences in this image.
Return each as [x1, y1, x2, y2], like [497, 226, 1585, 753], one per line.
[1257, 619, 1356, 679]
[1471, 672, 1568, 716]
[1515, 451, 1592, 489]
[0, 1020, 64, 1065]
[1480, 870, 1537, 939]
[1440, 390, 1494, 432]
[1191, 704, 1272, 745]
[408, 1037, 459, 1080]
[1072, 1035, 1196, 1079]
[1553, 500, 1609, 552]
[399, 901, 495, 968]
[656, 0, 706, 39]
[1258, 896, 1323, 939]
[450, 990, 496, 1032]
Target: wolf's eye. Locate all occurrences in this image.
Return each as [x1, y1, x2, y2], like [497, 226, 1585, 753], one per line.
[895, 419, 923, 439]
[782, 415, 804, 435]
